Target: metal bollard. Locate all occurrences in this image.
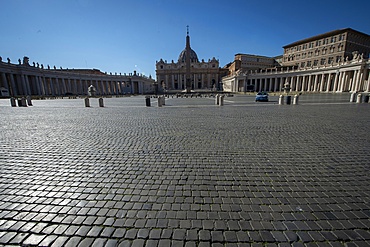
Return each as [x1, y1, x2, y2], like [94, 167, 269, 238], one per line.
[10, 97, 16, 107]
[278, 95, 284, 105]
[84, 97, 90, 107]
[162, 96, 165, 106]
[99, 98, 104, 107]
[219, 95, 224, 106]
[215, 94, 219, 105]
[356, 93, 362, 103]
[293, 94, 299, 105]
[350, 92, 357, 102]
[158, 97, 162, 107]
[26, 96, 33, 106]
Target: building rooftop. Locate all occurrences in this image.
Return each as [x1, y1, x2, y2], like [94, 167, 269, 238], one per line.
[283, 28, 370, 48]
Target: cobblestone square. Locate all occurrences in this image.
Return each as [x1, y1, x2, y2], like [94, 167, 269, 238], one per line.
[0, 94, 369, 246]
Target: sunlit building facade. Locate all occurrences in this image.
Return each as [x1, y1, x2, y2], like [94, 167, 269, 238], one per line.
[222, 28, 370, 93]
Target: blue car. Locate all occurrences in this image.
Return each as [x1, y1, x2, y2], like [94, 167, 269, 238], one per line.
[255, 92, 269, 102]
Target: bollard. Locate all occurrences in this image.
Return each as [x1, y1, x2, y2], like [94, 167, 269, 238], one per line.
[26, 96, 33, 106]
[162, 96, 165, 106]
[215, 94, 219, 105]
[293, 94, 299, 105]
[278, 95, 284, 105]
[364, 94, 370, 103]
[21, 97, 27, 107]
[145, 96, 151, 107]
[286, 95, 291, 105]
[99, 98, 104, 107]
[356, 93, 362, 103]
[219, 95, 224, 106]
[158, 97, 162, 107]
[350, 92, 357, 102]
[10, 97, 16, 107]
[84, 97, 90, 107]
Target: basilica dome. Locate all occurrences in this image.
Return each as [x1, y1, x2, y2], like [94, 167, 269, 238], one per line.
[178, 48, 199, 63]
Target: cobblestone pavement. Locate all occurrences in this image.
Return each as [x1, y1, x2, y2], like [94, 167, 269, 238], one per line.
[0, 94, 369, 246]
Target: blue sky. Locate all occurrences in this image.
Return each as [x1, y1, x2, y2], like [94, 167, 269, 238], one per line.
[1, 0, 370, 78]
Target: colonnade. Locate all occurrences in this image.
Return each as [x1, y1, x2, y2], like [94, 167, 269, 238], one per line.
[0, 61, 155, 97]
[222, 57, 370, 93]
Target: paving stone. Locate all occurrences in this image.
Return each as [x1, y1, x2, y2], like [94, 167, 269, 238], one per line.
[0, 95, 369, 246]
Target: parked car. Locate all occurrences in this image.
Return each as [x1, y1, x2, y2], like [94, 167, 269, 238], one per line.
[255, 91, 268, 102]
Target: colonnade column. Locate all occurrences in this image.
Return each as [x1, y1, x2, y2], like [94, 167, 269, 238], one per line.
[332, 72, 339, 92]
[366, 70, 370, 92]
[351, 70, 358, 92]
[307, 75, 312, 92]
[1, 72, 9, 91]
[326, 74, 331, 92]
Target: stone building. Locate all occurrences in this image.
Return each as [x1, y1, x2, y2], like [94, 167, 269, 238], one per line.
[223, 54, 279, 92]
[222, 28, 370, 93]
[156, 30, 227, 92]
[0, 56, 155, 97]
[282, 28, 370, 67]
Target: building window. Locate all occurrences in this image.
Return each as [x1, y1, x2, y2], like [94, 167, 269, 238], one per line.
[315, 49, 320, 56]
[330, 46, 335, 53]
[320, 58, 326, 65]
[313, 60, 318, 66]
[336, 56, 342, 63]
[160, 65, 163, 69]
[338, 44, 343, 51]
[300, 62, 305, 68]
[328, 57, 334, 64]
[307, 61, 312, 67]
[322, 48, 327, 55]
[309, 42, 313, 48]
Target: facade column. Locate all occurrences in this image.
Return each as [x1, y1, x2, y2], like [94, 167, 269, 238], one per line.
[366, 70, 370, 92]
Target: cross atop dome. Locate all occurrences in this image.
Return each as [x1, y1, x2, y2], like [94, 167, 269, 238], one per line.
[187, 25, 189, 36]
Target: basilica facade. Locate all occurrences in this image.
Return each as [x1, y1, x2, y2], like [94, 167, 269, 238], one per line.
[155, 31, 227, 92]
